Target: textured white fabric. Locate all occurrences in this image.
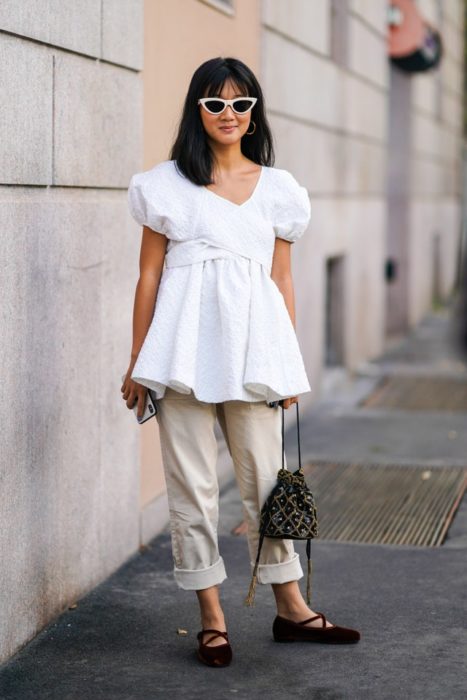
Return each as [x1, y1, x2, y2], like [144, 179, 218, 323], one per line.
[127, 159, 312, 402]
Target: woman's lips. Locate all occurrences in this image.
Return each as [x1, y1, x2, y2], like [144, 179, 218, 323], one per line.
[220, 126, 236, 132]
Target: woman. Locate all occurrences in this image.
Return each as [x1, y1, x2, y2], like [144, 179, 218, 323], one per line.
[121, 57, 360, 667]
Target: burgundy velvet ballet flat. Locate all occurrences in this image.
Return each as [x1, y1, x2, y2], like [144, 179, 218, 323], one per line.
[273, 612, 360, 644]
[196, 628, 233, 667]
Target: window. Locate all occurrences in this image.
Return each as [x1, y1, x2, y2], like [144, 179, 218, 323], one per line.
[197, 0, 235, 16]
[330, 0, 349, 67]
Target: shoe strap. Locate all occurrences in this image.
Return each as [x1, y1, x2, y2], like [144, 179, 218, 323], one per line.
[298, 612, 326, 628]
[197, 629, 229, 645]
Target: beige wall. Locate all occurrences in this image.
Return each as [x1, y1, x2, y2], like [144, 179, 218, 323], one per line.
[138, 0, 261, 532]
[142, 0, 261, 168]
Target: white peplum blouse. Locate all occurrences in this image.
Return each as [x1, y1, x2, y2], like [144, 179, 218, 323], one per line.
[127, 159, 311, 403]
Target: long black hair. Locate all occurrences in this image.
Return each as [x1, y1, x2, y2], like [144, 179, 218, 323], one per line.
[169, 57, 275, 186]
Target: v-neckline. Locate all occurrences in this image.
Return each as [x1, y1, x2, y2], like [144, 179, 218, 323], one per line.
[203, 166, 264, 208]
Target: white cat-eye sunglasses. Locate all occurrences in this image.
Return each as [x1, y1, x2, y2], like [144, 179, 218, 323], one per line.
[197, 97, 257, 115]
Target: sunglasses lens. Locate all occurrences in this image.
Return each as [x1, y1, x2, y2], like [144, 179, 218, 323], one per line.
[233, 99, 253, 113]
[204, 100, 226, 113]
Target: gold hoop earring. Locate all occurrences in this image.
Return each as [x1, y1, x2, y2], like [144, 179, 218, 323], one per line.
[245, 120, 256, 136]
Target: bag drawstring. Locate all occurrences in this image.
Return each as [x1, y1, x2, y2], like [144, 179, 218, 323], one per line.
[244, 529, 265, 606]
[306, 537, 312, 605]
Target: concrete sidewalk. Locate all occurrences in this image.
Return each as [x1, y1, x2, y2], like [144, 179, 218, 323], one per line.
[1, 306, 466, 699]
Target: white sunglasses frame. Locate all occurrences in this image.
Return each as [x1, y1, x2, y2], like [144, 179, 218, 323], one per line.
[197, 97, 258, 115]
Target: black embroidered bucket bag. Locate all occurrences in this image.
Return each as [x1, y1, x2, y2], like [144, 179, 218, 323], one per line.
[244, 400, 319, 607]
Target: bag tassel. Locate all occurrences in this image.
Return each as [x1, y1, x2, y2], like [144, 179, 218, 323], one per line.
[244, 531, 265, 607]
[306, 538, 313, 605]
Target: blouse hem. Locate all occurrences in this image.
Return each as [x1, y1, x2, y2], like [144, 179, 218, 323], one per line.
[130, 374, 311, 404]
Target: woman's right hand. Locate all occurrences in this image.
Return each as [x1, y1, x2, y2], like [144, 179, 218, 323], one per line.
[121, 367, 148, 420]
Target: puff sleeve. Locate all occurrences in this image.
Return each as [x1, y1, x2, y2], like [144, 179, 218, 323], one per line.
[127, 173, 169, 236]
[127, 174, 148, 227]
[127, 162, 199, 241]
[273, 170, 311, 243]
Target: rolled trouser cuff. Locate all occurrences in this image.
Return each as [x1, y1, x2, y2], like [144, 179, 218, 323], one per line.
[253, 552, 304, 585]
[173, 555, 227, 590]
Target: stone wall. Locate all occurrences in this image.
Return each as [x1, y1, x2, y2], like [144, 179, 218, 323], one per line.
[0, 0, 144, 663]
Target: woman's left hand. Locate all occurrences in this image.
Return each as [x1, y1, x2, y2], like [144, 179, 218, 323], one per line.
[281, 395, 298, 409]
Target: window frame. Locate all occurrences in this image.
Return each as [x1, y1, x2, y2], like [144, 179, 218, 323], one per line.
[197, 0, 235, 17]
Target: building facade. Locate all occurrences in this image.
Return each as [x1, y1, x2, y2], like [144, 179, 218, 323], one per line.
[0, 0, 463, 663]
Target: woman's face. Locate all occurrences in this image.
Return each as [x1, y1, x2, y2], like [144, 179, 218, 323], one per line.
[199, 80, 253, 145]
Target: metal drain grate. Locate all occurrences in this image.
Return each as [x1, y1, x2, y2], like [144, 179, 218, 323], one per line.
[303, 461, 467, 546]
[360, 376, 467, 411]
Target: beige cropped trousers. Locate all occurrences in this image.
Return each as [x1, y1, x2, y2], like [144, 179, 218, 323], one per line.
[155, 387, 304, 590]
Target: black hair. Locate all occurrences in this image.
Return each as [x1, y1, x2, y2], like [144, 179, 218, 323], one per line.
[169, 57, 275, 186]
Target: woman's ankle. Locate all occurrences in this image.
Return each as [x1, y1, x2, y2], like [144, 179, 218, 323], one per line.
[276, 602, 311, 618]
[196, 585, 226, 629]
[272, 580, 310, 618]
[200, 610, 226, 629]
[201, 615, 227, 632]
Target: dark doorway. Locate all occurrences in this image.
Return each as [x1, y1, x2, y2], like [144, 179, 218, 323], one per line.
[325, 255, 345, 366]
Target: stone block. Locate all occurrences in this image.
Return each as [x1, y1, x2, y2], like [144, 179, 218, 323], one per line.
[411, 156, 445, 196]
[442, 0, 464, 27]
[262, 30, 340, 129]
[416, 0, 439, 26]
[413, 111, 443, 159]
[0, 35, 52, 184]
[262, 0, 330, 55]
[440, 126, 463, 164]
[411, 72, 439, 116]
[271, 114, 386, 195]
[341, 72, 387, 141]
[441, 91, 463, 132]
[349, 0, 387, 35]
[0, 0, 101, 57]
[441, 17, 463, 65]
[102, 0, 144, 70]
[54, 51, 142, 186]
[348, 14, 389, 88]
[440, 54, 463, 97]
